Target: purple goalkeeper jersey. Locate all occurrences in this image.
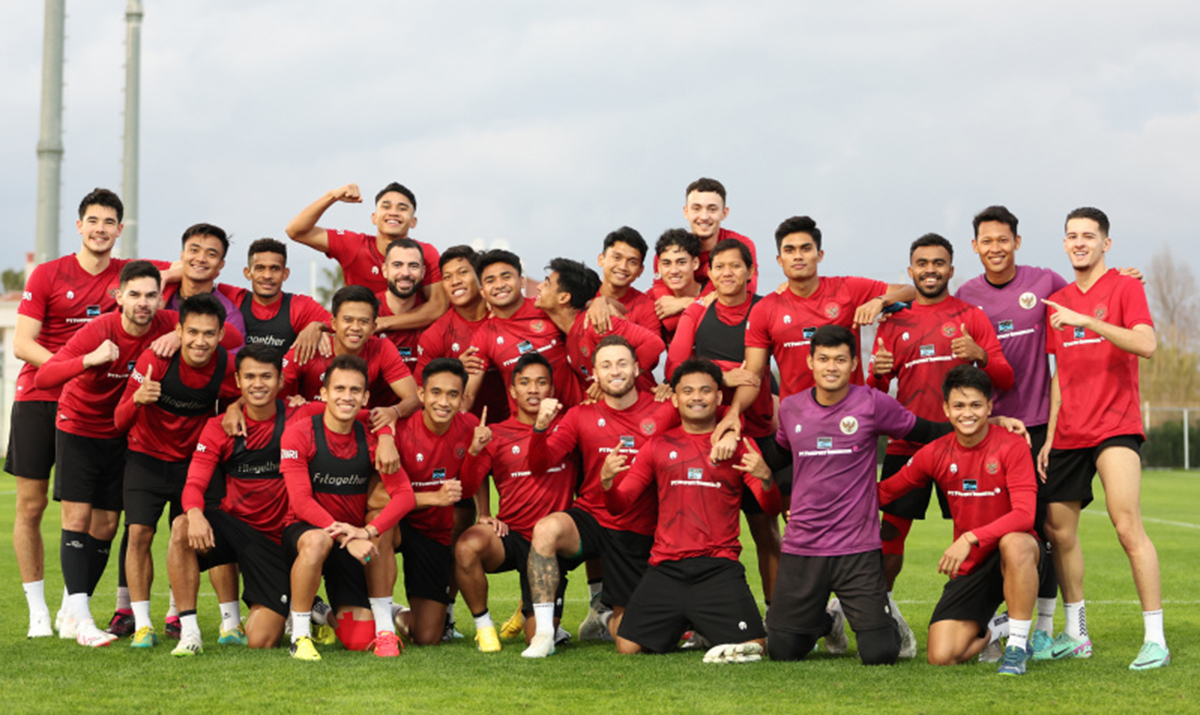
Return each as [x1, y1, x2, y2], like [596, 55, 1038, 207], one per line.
[956, 265, 1068, 427]
[775, 384, 917, 557]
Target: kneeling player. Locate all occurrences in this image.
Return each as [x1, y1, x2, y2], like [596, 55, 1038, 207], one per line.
[455, 353, 577, 652]
[878, 365, 1041, 675]
[281, 355, 415, 660]
[603, 359, 776, 662]
[166, 344, 295, 655]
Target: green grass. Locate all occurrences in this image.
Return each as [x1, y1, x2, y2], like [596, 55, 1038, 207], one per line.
[1, 470, 1197, 714]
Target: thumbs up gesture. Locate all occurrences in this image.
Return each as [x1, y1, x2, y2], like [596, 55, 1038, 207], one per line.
[951, 323, 986, 364]
[133, 364, 162, 406]
[872, 337, 895, 377]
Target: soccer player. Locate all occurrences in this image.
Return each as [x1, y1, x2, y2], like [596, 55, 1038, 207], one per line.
[375, 238, 431, 374]
[281, 354, 415, 661]
[455, 353, 578, 652]
[868, 233, 1014, 656]
[216, 238, 330, 356]
[602, 359, 776, 662]
[284, 181, 447, 327]
[8, 189, 170, 637]
[113, 294, 243, 648]
[1038, 207, 1167, 670]
[520, 335, 678, 658]
[647, 229, 702, 343]
[280, 285, 420, 422]
[878, 365, 1041, 675]
[666, 238, 781, 607]
[652, 177, 759, 295]
[162, 223, 247, 340]
[462, 249, 584, 412]
[166, 344, 297, 655]
[365, 358, 482, 647]
[588, 227, 663, 336]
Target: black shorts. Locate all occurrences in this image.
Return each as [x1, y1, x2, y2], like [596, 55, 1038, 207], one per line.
[496, 532, 568, 617]
[5, 401, 58, 480]
[767, 550, 894, 636]
[1044, 434, 1143, 508]
[879, 453, 951, 520]
[53, 429, 127, 512]
[201, 509, 290, 616]
[929, 540, 1049, 631]
[123, 451, 188, 528]
[398, 519, 453, 605]
[566, 507, 652, 609]
[618, 557, 766, 653]
[284, 522, 369, 611]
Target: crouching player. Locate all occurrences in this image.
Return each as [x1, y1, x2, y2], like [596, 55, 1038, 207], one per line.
[603, 359, 778, 663]
[455, 353, 578, 652]
[281, 355, 415, 660]
[166, 344, 295, 655]
[878, 365, 1041, 675]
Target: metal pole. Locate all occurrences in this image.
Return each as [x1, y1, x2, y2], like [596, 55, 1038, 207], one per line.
[34, 0, 66, 264]
[121, 0, 144, 257]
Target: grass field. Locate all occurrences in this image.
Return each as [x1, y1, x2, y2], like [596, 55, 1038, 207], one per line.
[1, 469, 1196, 714]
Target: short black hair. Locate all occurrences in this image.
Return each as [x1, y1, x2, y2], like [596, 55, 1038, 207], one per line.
[439, 245, 479, 273]
[477, 249, 523, 277]
[942, 364, 992, 401]
[685, 177, 727, 203]
[178, 292, 227, 326]
[602, 226, 648, 261]
[324, 354, 369, 388]
[655, 228, 700, 258]
[774, 216, 822, 252]
[181, 223, 230, 259]
[119, 260, 162, 288]
[421, 357, 467, 390]
[375, 182, 417, 211]
[1065, 207, 1109, 235]
[669, 358, 723, 389]
[331, 285, 380, 319]
[709, 238, 752, 268]
[385, 238, 425, 263]
[512, 352, 553, 383]
[547, 258, 601, 310]
[247, 238, 288, 265]
[78, 188, 123, 222]
[972, 206, 1019, 238]
[810, 325, 857, 360]
[593, 334, 635, 365]
[909, 233, 954, 260]
[235, 343, 284, 373]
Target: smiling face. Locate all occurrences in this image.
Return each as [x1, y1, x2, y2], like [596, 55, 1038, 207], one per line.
[510, 362, 553, 419]
[908, 245, 953, 300]
[320, 367, 369, 421]
[709, 247, 750, 300]
[683, 190, 729, 241]
[76, 204, 122, 257]
[806, 343, 857, 394]
[657, 246, 698, 292]
[420, 370, 465, 430]
[441, 257, 482, 309]
[332, 300, 376, 354]
[236, 357, 282, 409]
[598, 242, 645, 290]
[177, 313, 224, 369]
[479, 261, 523, 311]
[593, 343, 639, 400]
[371, 191, 417, 239]
[777, 232, 823, 282]
[1063, 217, 1110, 272]
[972, 221, 1021, 277]
[943, 386, 992, 442]
[181, 234, 227, 283]
[118, 276, 161, 329]
[672, 370, 721, 423]
[245, 251, 289, 300]
[384, 245, 425, 300]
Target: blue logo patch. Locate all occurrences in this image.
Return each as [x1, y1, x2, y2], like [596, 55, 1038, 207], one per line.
[920, 344, 935, 358]
[802, 327, 816, 339]
[687, 468, 703, 480]
[1073, 327, 1086, 339]
[963, 479, 977, 492]
[817, 437, 833, 449]
[432, 468, 446, 480]
[998, 320, 1014, 334]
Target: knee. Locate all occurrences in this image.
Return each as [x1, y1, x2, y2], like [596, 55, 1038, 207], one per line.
[858, 626, 900, 666]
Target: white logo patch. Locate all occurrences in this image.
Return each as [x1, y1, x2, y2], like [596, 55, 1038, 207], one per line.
[839, 416, 859, 435]
[1019, 291, 1038, 310]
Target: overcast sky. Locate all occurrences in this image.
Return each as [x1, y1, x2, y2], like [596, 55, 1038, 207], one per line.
[3, 2, 1198, 297]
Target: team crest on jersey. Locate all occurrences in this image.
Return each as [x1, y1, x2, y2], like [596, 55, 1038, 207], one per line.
[998, 320, 1014, 334]
[942, 323, 956, 338]
[920, 344, 935, 358]
[802, 327, 816, 339]
[532, 320, 545, 333]
[839, 416, 859, 435]
[598, 418, 606, 427]
[641, 419, 656, 435]
[1019, 292, 1038, 310]
[687, 468, 703, 480]
[432, 468, 446, 480]
[950, 463, 958, 474]
[620, 435, 635, 449]
[962, 478, 977, 491]
[1093, 304, 1107, 319]
[511, 445, 521, 455]
[416, 453, 425, 462]
[825, 303, 840, 319]
[669, 451, 678, 460]
[986, 458, 1000, 475]
[782, 314, 792, 325]
[817, 437, 833, 449]
[86, 304, 101, 318]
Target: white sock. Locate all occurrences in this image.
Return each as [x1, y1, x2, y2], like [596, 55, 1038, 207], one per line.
[291, 611, 312, 641]
[67, 592, 91, 623]
[1143, 609, 1165, 648]
[1036, 597, 1056, 633]
[132, 600, 152, 630]
[180, 613, 201, 640]
[23, 580, 50, 616]
[116, 586, 131, 612]
[1008, 618, 1032, 652]
[167, 590, 179, 618]
[987, 612, 1010, 642]
[1064, 600, 1087, 640]
[473, 610, 494, 630]
[533, 602, 555, 636]
[369, 598, 395, 634]
[887, 591, 904, 620]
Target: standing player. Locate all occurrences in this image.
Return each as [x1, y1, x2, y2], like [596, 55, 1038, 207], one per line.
[602, 359, 776, 662]
[589, 227, 663, 335]
[281, 355, 415, 660]
[868, 233, 1013, 657]
[162, 223, 247, 340]
[113, 294, 242, 648]
[652, 177, 758, 295]
[454, 353, 578, 652]
[8, 189, 170, 637]
[879, 366, 1041, 676]
[647, 229, 702, 343]
[284, 181, 447, 327]
[1038, 207, 1167, 670]
[375, 238, 431, 374]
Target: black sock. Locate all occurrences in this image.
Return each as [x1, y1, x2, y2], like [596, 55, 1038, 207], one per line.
[60, 530, 90, 596]
[85, 536, 113, 597]
[117, 525, 129, 589]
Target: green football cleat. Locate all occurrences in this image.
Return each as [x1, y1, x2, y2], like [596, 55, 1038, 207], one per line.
[1129, 642, 1170, 671]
